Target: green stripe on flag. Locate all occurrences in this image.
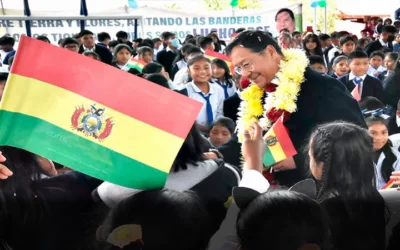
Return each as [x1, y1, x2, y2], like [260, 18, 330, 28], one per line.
[126, 64, 143, 72]
[0, 110, 168, 189]
[263, 146, 276, 167]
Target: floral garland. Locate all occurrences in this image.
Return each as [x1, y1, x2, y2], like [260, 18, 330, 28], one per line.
[237, 49, 309, 142]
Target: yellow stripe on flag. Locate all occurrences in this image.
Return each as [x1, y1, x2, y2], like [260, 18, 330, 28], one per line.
[2, 74, 183, 173]
[267, 129, 287, 161]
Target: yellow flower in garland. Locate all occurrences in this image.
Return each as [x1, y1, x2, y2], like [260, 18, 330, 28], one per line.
[237, 49, 309, 143]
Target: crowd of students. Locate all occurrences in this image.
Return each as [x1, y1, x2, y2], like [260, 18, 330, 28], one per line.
[1, 7, 400, 250]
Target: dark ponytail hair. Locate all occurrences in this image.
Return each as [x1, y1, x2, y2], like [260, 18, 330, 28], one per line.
[365, 116, 396, 183]
[0, 146, 45, 247]
[309, 122, 378, 202]
[211, 59, 233, 87]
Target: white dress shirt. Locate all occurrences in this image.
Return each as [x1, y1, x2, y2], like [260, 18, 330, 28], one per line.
[212, 78, 237, 99]
[173, 67, 189, 86]
[379, 38, 389, 47]
[186, 81, 225, 127]
[349, 72, 367, 96]
[83, 45, 96, 52]
[328, 46, 342, 63]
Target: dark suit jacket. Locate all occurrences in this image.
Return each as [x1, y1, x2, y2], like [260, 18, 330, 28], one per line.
[156, 49, 177, 75]
[338, 74, 384, 103]
[278, 68, 366, 186]
[384, 72, 400, 108]
[223, 92, 241, 124]
[79, 45, 112, 65]
[364, 39, 393, 56]
[388, 113, 400, 135]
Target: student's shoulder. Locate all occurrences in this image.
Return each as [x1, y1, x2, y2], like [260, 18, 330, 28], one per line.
[211, 82, 225, 96]
[96, 44, 111, 53]
[366, 74, 382, 84]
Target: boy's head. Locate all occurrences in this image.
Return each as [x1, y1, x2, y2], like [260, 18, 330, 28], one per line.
[309, 56, 327, 73]
[199, 36, 215, 51]
[339, 35, 356, 55]
[369, 51, 384, 70]
[332, 55, 349, 77]
[0, 36, 15, 52]
[97, 32, 111, 47]
[80, 30, 95, 49]
[348, 51, 369, 77]
[152, 38, 162, 49]
[0, 73, 9, 101]
[318, 33, 331, 48]
[116, 31, 129, 43]
[108, 40, 119, 53]
[138, 46, 154, 64]
[330, 32, 340, 46]
[62, 38, 80, 52]
[380, 25, 397, 43]
[292, 31, 302, 44]
[359, 96, 385, 111]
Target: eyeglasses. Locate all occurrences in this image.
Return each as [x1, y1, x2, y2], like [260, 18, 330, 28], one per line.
[234, 51, 263, 75]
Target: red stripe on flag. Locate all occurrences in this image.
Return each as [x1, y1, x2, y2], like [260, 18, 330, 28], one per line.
[128, 57, 147, 67]
[11, 36, 202, 139]
[272, 119, 297, 158]
[351, 86, 361, 102]
[204, 49, 235, 76]
[382, 179, 395, 189]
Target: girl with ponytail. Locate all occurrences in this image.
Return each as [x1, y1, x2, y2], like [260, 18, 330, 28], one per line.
[308, 122, 387, 250]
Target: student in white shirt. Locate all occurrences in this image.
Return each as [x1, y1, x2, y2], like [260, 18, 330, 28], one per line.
[173, 47, 203, 86]
[368, 51, 386, 78]
[184, 55, 224, 133]
[366, 115, 400, 190]
[211, 59, 237, 99]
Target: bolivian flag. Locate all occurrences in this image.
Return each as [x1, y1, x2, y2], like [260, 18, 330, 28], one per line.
[204, 49, 235, 75]
[125, 56, 147, 72]
[0, 36, 202, 189]
[263, 119, 297, 166]
[382, 179, 395, 189]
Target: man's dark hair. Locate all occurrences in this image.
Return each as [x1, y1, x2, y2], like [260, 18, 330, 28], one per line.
[72, 33, 81, 39]
[116, 31, 128, 39]
[199, 37, 214, 50]
[97, 32, 111, 42]
[330, 31, 340, 39]
[339, 35, 356, 46]
[359, 97, 385, 111]
[0, 72, 9, 82]
[309, 55, 325, 66]
[225, 30, 283, 56]
[292, 31, 301, 37]
[61, 37, 79, 47]
[36, 35, 51, 43]
[370, 51, 385, 60]
[275, 8, 295, 21]
[0, 36, 15, 46]
[152, 38, 161, 43]
[318, 33, 331, 41]
[109, 40, 119, 48]
[80, 30, 94, 37]
[348, 51, 368, 61]
[382, 25, 397, 34]
[235, 28, 246, 33]
[161, 31, 174, 40]
[141, 38, 154, 48]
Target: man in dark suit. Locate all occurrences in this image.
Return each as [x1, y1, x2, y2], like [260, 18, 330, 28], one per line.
[157, 38, 179, 75]
[79, 30, 112, 65]
[338, 51, 384, 102]
[223, 92, 241, 124]
[226, 31, 365, 186]
[364, 25, 397, 56]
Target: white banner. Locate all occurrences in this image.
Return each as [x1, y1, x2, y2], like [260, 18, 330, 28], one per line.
[0, 5, 301, 44]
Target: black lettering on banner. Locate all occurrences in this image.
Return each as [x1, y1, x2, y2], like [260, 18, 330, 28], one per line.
[99, 19, 106, 27]
[66, 20, 74, 27]
[17, 20, 24, 27]
[127, 19, 135, 27]
[38, 20, 46, 27]
[46, 20, 55, 27]
[51, 33, 58, 41]
[55, 20, 63, 27]
[114, 19, 121, 26]
[31, 20, 37, 27]
[63, 33, 72, 38]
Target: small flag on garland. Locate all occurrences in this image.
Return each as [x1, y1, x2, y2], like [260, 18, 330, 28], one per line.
[263, 118, 297, 166]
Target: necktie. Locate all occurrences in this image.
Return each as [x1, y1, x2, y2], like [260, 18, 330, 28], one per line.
[215, 80, 229, 99]
[353, 77, 362, 92]
[197, 92, 214, 126]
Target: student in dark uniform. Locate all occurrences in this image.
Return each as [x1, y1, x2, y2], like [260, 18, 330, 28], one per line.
[226, 30, 365, 186]
[78, 30, 113, 65]
[364, 25, 397, 56]
[338, 51, 384, 102]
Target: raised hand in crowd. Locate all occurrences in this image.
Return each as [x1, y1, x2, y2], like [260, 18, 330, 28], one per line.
[0, 151, 12, 179]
